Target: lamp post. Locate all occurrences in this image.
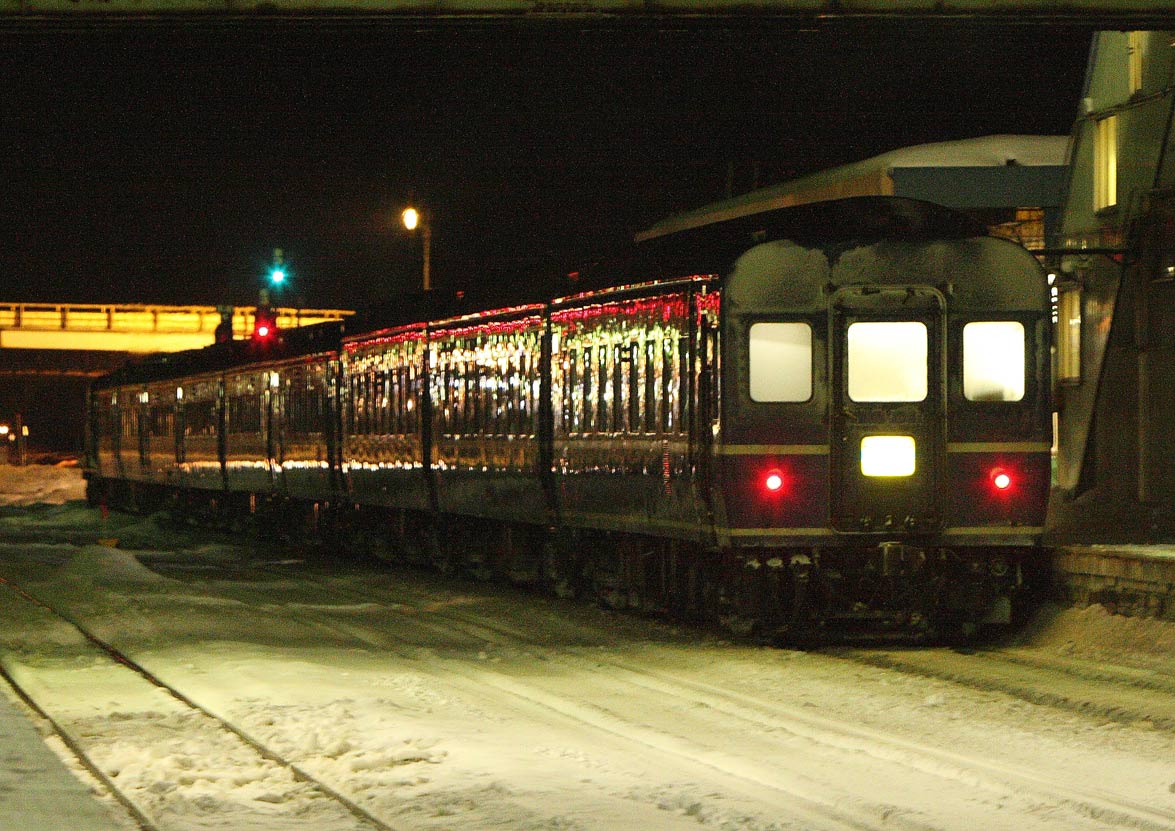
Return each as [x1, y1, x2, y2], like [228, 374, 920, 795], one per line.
[402, 206, 432, 292]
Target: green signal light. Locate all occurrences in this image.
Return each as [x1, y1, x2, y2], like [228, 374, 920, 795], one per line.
[269, 267, 287, 285]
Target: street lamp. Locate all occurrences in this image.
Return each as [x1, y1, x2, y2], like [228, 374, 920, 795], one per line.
[402, 206, 432, 291]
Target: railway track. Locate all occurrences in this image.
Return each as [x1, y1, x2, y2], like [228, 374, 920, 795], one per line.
[825, 646, 1175, 731]
[154, 554, 1175, 831]
[0, 573, 404, 831]
[291, 569, 1175, 831]
[5, 543, 1175, 831]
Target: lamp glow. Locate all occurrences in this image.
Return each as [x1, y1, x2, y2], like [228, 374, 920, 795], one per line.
[861, 436, 916, 477]
[764, 470, 784, 493]
[402, 207, 420, 231]
[990, 468, 1013, 491]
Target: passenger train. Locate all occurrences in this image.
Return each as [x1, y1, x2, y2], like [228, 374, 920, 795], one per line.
[84, 197, 1052, 640]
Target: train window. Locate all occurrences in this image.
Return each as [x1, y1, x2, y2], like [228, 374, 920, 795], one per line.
[582, 347, 594, 433]
[564, 350, 577, 434]
[627, 343, 639, 432]
[644, 340, 658, 433]
[749, 322, 812, 402]
[406, 365, 418, 434]
[597, 347, 610, 432]
[963, 322, 1025, 401]
[380, 369, 391, 435]
[847, 322, 927, 403]
[612, 344, 624, 431]
[661, 337, 674, 432]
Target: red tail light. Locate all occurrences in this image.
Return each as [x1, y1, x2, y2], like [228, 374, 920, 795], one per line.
[989, 467, 1013, 492]
[764, 470, 784, 494]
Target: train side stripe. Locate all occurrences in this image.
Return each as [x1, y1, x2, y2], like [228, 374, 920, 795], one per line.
[946, 442, 1052, 453]
[722, 527, 834, 537]
[716, 442, 1051, 455]
[714, 444, 829, 456]
[721, 526, 1043, 537]
[943, 526, 1045, 535]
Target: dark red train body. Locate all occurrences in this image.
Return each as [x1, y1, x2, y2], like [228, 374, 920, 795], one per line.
[85, 197, 1052, 639]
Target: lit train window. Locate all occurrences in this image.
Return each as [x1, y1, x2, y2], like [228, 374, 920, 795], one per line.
[847, 322, 927, 403]
[749, 322, 812, 402]
[644, 340, 658, 432]
[963, 322, 1025, 401]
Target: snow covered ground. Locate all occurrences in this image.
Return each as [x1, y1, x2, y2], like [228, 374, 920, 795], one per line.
[2, 464, 1175, 831]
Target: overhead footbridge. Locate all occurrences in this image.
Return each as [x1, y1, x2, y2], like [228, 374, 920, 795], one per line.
[0, 303, 353, 452]
[0, 303, 352, 355]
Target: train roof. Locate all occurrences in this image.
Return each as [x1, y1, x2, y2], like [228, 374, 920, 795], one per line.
[92, 197, 1016, 391]
[91, 319, 345, 390]
[579, 196, 990, 289]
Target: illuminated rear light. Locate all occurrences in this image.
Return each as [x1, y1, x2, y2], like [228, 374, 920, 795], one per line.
[764, 470, 784, 493]
[861, 435, 916, 477]
[990, 467, 1013, 491]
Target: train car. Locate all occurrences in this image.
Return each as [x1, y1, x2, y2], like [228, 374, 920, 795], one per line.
[86, 325, 344, 517]
[85, 197, 1051, 639]
[695, 198, 1051, 635]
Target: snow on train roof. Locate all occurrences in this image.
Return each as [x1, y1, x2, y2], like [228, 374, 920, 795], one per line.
[638, 135, 1069, 242]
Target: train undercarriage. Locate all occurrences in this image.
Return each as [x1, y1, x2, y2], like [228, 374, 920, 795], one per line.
[87, 477, 1032, 644]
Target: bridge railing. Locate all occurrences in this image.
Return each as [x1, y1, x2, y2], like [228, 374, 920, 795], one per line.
[0, 303, 352, 339]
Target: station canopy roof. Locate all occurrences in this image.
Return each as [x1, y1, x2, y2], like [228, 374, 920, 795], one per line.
[637, 134, 1069, 242]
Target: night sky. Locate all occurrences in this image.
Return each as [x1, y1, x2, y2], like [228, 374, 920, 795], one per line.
[0, 21, 1092, 313]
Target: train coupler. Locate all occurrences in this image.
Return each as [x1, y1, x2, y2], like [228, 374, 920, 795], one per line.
[875, 541, 927, 577]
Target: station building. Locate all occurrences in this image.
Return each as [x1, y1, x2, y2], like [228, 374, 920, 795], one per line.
[1050, 31, 1175, 543]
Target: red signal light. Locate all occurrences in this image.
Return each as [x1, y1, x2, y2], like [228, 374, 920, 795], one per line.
[253, 307, 277, 342]
[989, 467, 1013, 492]
[764, 469, 785, 494]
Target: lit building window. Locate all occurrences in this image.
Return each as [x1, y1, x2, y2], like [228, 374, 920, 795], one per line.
[1056, 287, 1082, 384]
[1094, 115, 1118, 212]
[1129, 31, 1146, 94]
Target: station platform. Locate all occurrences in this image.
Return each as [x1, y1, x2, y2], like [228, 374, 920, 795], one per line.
[0, 684, 126, 831]
[1051, 544, 1175, 621]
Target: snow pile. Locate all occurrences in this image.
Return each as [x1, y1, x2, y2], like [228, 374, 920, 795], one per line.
[1016, 602, 1175, 664]
[0, 463, 86, 506]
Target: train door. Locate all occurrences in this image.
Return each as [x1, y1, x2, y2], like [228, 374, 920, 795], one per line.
[829, 286, 946, 534]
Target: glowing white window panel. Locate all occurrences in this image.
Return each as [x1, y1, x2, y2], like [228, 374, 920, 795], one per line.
[847, 322, 927, 402]
[749, 322, 812, 402]
[861, 435, 916, 477]
[963, 321, 1025, 401]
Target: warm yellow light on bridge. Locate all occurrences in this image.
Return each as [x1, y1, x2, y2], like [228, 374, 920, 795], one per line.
[402, 207, 420, 231]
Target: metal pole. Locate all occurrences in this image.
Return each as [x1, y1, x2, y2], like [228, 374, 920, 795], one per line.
[422, 219, 432, 292]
